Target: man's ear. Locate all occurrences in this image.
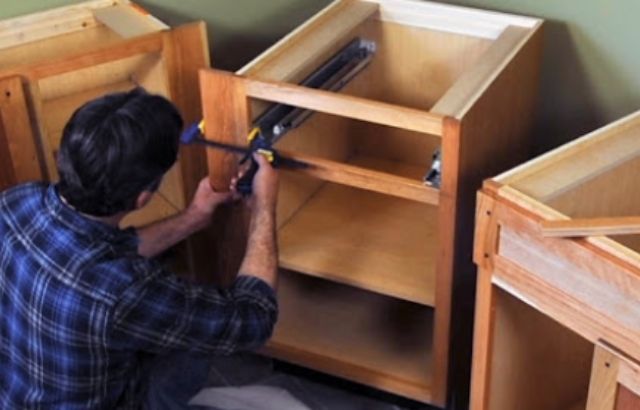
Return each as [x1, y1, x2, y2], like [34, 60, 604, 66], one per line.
[135, 190, 154, 210]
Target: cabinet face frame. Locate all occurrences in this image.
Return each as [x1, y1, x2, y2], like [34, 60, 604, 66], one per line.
[472, 111, 640, 409]
[587, 343, 640, 410]
[200, 0, 542, 406]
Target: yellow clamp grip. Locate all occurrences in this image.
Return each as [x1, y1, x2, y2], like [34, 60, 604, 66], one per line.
[256, 148, 275, 163]
[247, 127, 260, 143]
[197, 119, 206, 134]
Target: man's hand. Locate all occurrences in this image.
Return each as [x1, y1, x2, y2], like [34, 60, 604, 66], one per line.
[187, 177, 237, 229]
[250, 153, 279, 210]
[137, 177, 238, 258]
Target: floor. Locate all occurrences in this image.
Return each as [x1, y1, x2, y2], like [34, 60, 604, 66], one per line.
[187, 353, 439, 410]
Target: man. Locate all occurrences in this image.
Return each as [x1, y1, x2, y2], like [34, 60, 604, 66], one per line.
[0, 88, 279, 409]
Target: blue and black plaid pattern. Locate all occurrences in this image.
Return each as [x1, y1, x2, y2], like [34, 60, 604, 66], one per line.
[0, 183, 278, 409]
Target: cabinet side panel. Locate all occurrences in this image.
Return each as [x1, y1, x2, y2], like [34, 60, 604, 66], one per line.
[0, 114, 16, 190]
[0, 76, 42, 186]
[442, 25, 544, 408]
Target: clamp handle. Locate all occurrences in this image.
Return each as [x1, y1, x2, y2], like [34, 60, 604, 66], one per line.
[236, 149, 276, 195]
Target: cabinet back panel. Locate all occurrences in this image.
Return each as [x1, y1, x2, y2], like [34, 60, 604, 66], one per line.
[489, 288, 592, 410]
[546, 156, 640, 220]
[348, 19, 492, 111]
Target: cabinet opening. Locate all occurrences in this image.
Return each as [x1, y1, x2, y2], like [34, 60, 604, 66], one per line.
[489, 288, 592, 410]
[278, 181, 438, 306]
[545, 154, 640, 223]
[339, 19, 493, 111]
[266, 270, 434, 401]
[244, 5, 494, 113]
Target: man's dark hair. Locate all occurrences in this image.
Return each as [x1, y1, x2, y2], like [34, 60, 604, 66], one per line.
[57, 88, 183, 216]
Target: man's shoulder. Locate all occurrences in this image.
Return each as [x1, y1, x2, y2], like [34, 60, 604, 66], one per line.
[0, 182, 47, 205]
[0, 182, 48, 212]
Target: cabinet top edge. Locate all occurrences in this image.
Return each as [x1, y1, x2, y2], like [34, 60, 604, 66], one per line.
[494, 109, 640, 187]
[365, 0, 542, 39]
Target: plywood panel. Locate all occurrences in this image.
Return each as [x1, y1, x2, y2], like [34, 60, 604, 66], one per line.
[279, 180, 438, 306]
[0, 26, 123, 71]
[351, 19, 493, 110]
[267, 270, 434, 401]
[0, 76, 42, 185]
[489, 289, 592, 410]
[548, 157, 640, 220]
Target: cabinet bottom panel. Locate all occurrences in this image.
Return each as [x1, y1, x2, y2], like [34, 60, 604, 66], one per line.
[264, 270, 435, 403]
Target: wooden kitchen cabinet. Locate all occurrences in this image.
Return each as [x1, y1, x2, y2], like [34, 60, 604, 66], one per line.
[0, 0, 209, 229]
[472, 111, 640, 409]
[199, 0, 543, 406]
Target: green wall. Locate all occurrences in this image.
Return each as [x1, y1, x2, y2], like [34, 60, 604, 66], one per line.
[4, 0, 639, 152]
[439, 0, 640, 151]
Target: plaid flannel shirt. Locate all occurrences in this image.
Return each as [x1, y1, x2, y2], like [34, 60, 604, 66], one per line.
[0, 183, 278, 409]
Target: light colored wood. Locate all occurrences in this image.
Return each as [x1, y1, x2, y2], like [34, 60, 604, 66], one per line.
[469, 268, 496, 410]
[93, 3, 168, 38]
[0, 32, 164, 81]
[280, 150, 439, 205]
[274, 113, 353, 229]
[278, 181, 438, 306]
[586, 343, 640, 410]
[488, 287, 592, 410]
[494, 213, 640, 360]
[242, 73, 446, 136]
[473, 192, 499, 269]
[239, 0, 378, 83]
[368, 0, 540, 39]
[497, 110, 640, 201]
[437, 22, 543, 406]
[430, 117, 461, 405]
[0, 0, 123, 49]
[0, 76, 43, 185]
[541, 217, 640, 238]
[432, 25, 532, 118]
[0, 26, 122, 71]
[587, 344, 621, 410]
[266, 270, 434, 402]
[218, 1, 543, 406]
[547, 156, 640, 220]
[351, 18, 493, 111]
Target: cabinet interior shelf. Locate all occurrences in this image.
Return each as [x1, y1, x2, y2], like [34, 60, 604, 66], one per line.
[278, 155, 438, 306]
[264, 270, 434, 401]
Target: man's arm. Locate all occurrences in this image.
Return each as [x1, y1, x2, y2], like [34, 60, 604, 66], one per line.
[137, 178, 234, 258]
[237, 154, 279, 288]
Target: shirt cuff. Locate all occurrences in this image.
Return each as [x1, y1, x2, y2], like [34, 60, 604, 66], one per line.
[232, 275, 278, 311]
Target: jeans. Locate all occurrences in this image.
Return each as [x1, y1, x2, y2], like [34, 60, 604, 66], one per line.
[141, 351, 213, 410]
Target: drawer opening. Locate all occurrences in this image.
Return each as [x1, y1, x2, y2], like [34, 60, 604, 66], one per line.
[277, 181, 438, 306]
[241, 1, 511, 113]
[266, 103, 442, 204]
[265, 270, 435, 402]
[488, 288, 592, 410]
